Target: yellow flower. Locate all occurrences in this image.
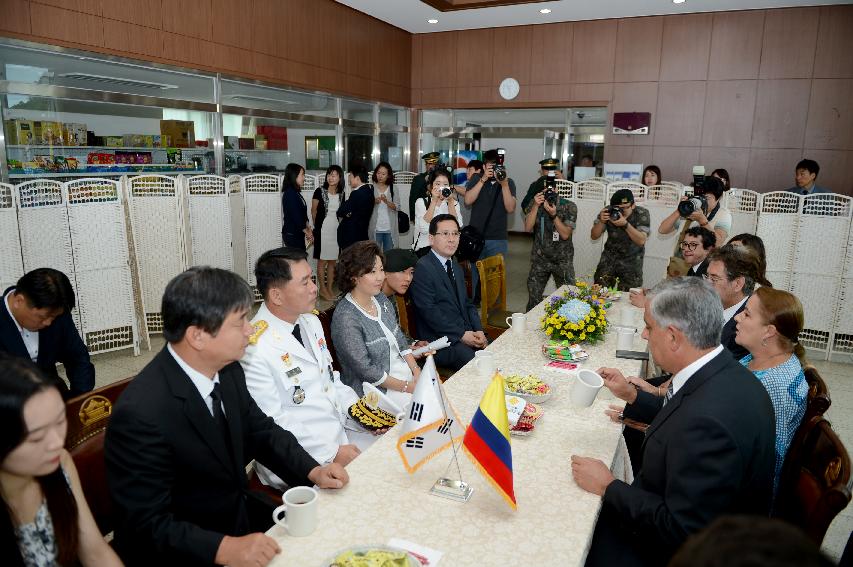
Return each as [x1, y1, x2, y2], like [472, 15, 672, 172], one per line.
[587, 325, 595, 332]
[554, 322, 562, 330]
[579, 332, 586, 340]
[546, 327, 554, 335]
[566, 332, 574, 339]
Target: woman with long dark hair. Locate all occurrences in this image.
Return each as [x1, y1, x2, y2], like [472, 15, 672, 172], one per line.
[312, 165, 346, 300]
[368, 162, 401, 252]
[0, 355, 122, 566]
[281, 162, 313, 250]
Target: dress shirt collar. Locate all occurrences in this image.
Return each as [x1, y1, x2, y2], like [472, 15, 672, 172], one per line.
[4, 290, 23, 334]
[259, 302, 300, 334]
[723, 295, 748, 324]
[431, 248, 451, 266]
[167, 343, 219, 403]
[671, 345, 724, 396]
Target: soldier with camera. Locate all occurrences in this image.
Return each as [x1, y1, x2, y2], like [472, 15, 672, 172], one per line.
[659, 174, 731, 246]
[521, 157, 566, 212]
[591, 189, 650, 290]
[524, 158, 577, 310]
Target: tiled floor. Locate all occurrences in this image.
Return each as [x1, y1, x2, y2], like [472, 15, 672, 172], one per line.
[81, 233, 852, 560]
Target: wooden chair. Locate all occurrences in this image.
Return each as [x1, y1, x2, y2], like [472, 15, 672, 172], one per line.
[802, 365, 831, 421]
[65, 377, 134, 535]
[475, 254, 511, 341]
[316, 304, 341, 372]
[773, 416, 851, 544]
[397, 292, 454, 381]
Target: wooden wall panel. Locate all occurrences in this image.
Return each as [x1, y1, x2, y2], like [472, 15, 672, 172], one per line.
[803, 150, 853, 195]
[103, 19, 164, 58]
[0, 0, 31, 35]
[29, 3, 104, 48]
[751, 79, 811, 149]
[701, 80, 757, 148]
[651, 145, 702, 182]
[614, 17, 662, 83]
[804, 79, 853, 151]
[455, 28, 493, 87]
[492, 26, 532, 85]
[813, 5, 853, 79]
[101, 0, 162, 29]
[162, 0, 212, 41]
[659, 13, 713, 82]
[654, 81, 706, 147]
[41, 0, 101, 15]
[699, 146, 751, 189]
[421, 32, 458, 88]
[708, 10, 764, 80]
[571, 20, 617, 84]
[529, 22, 572, 86]
[759, 7, 819, 79]
[608, 81, 658, 147]
[747, 148, 803, 192]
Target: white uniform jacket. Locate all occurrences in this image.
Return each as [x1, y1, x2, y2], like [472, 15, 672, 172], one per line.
[241, 304, 359, 486]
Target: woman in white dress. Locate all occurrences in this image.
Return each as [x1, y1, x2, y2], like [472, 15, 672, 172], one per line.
[312, 165, 346, 301]
[412, 167, 463, 256]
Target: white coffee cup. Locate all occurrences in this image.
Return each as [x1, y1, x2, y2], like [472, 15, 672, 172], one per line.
[474, 350, 496, 378]
[571, 369, 604, 407]
[272, 486, 318, 537]
[616, 327, 635, 350]
[619, 308, 636, 328]
[505, 312, 527, 334]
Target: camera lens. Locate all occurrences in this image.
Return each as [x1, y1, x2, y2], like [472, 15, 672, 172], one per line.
[608, 206, 622, 221]
[440, 186, 452, 198]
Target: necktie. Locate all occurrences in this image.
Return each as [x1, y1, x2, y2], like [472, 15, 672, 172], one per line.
[292, 323, 305, 347]
[209, 383, 232, 457]
[662, 380, 674, 407]
[445, 259, 457, 288]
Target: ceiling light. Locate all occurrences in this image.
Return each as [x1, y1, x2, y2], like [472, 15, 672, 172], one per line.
[427, 19, 438, 24]
[540, 9, 552, 14]
[672, 0, 686, 3]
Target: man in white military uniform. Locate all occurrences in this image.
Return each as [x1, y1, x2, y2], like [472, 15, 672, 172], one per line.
[241, 247, 366, 490]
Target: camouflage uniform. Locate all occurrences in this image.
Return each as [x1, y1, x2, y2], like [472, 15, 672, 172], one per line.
[593, 206, 651, 291]
[525, 195, 578, 311]
[408, 172, 429, 220]
[521, 175, 547, 213]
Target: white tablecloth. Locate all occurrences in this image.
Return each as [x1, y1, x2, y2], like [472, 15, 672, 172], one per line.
[267, 291, 646, 566]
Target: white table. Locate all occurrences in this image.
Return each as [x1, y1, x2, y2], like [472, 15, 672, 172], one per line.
[267, 292, 646, 566]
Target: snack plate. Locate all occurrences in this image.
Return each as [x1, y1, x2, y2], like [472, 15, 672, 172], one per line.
[542, 344, 589, 362]
[504, 378, 553, 404]
[325, 545, 421, 567]
[510, 404, 544, 437]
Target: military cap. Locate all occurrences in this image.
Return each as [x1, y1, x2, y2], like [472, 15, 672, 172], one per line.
[421, 152, 440, 164]
[384, 249, 419, 273]
[610, 188, 635, 206]
[539, 158, 560, 170]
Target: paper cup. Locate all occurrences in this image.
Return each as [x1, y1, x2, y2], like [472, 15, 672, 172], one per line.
[571, 369, 604, 407]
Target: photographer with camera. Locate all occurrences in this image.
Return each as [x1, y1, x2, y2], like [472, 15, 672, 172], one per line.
[591, 189, 650, 291]
[521, 158, 566, 212]
[464, 148, 518, 299]
[659, 174, 732, 246]
[412, 167, 463, 257]
[523, 158, 577, 310]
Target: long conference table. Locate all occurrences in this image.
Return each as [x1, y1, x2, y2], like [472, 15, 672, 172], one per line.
[267, 290, 647, 566]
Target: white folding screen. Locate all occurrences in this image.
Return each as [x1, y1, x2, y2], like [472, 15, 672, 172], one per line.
[0, 183, 23, 292]
[228, 176, 248, 282]
[573, 181, 607, 281]
[833, 219, 853, 357]
[15, 180, 82, 333]
[757, 192, 800, 291]
[126, 175, 187, 335]
[791, 194, 852, 355]
[65, 179, 139, 355]
[725, 189, 760, 239]
[185, 175, 234, 271]
[243, 174, 283, 301]
[643, 185, 682, 289]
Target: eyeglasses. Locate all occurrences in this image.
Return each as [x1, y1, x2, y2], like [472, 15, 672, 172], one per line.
[679, 241, 699, 251]
[434, 231, 461, 238]
[702, 273, 726, 284]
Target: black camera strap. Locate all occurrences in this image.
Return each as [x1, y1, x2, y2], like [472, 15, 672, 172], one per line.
[706, 202, 720, 223]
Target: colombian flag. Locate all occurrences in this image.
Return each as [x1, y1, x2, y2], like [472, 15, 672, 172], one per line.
[462, 373, 516, 510]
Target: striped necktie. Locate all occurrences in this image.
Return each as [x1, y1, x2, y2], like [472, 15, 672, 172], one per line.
[662, 380, 674, 407]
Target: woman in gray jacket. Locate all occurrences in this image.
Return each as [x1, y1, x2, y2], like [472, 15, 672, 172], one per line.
[331, 241, 419, 405]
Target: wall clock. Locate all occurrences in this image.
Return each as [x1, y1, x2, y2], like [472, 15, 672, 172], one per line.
[499, 77, 520, 100]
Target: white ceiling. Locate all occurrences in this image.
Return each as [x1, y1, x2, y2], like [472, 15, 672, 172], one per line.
[335, 0, 850, 33]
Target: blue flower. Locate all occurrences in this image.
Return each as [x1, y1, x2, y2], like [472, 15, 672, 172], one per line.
[557, 299, 592, 324]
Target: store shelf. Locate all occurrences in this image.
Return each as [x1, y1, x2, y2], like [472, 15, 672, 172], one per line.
[9, 170, 205, 179]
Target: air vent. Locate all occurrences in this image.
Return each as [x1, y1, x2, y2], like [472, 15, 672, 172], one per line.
[225, 95, 299, 105]
[58, 73, 178, 90]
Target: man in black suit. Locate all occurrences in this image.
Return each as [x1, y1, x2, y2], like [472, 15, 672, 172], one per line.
[681, 225, 716, 278]
[705, 244, 761, 361]
[337, 160, 374, 252]
[0, 268, 94, 398]
[571, 277, 775, 567]
[411, 214, 486, 371]
[105, 267, 349, 567]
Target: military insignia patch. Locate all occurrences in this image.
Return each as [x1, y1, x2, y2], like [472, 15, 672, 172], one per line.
[248, 320, 268, 345]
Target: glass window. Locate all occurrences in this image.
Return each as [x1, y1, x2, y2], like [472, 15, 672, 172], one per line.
[220, 79, 337, 119]
[421, 109, 451, 128]
[379, 105, 408, 128]
[341, 99, 374, 123]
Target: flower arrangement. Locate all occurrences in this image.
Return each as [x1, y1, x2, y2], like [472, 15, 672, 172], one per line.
[540, 281, 610, 344]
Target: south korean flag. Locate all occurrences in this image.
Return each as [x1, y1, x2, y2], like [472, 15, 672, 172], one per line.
[396, 355, 465, 473]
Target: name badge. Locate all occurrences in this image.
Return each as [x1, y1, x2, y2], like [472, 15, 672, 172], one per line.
[286, 367, 302, 379]
[553, 230, 560, 242]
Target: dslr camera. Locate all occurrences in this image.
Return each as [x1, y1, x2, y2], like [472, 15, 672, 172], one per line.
[543, 171, 558, 205]
[494, 148, 507, 181]
[607, 205, 623, 221]
[677, 165, 709, 217]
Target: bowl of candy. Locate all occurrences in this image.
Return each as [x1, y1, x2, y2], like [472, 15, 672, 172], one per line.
[504, 373, 552, 403]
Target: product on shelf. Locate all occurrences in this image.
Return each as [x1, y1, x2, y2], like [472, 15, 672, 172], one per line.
[225, 136, 239, 150]
[105, 136, 124, 147]
[257, 125, 287, 150]
[238, 137, 255, 150]
[160, 120, 195, 148]
[5, 119, 36, 145]
[62, 123, 87, 146]
[88, 152, 117, 164]
[123, 134, 155, 148]
[35, 121, 64, 146]
[115, 151, 153, 164]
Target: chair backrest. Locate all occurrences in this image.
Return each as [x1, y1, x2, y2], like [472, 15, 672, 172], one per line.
[802, 365, 831, 420]
[773, 416, 852, 543]
[475, 254, 507, 325]
[316, 305, 341, 372]
[65, 377, 133, 535]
